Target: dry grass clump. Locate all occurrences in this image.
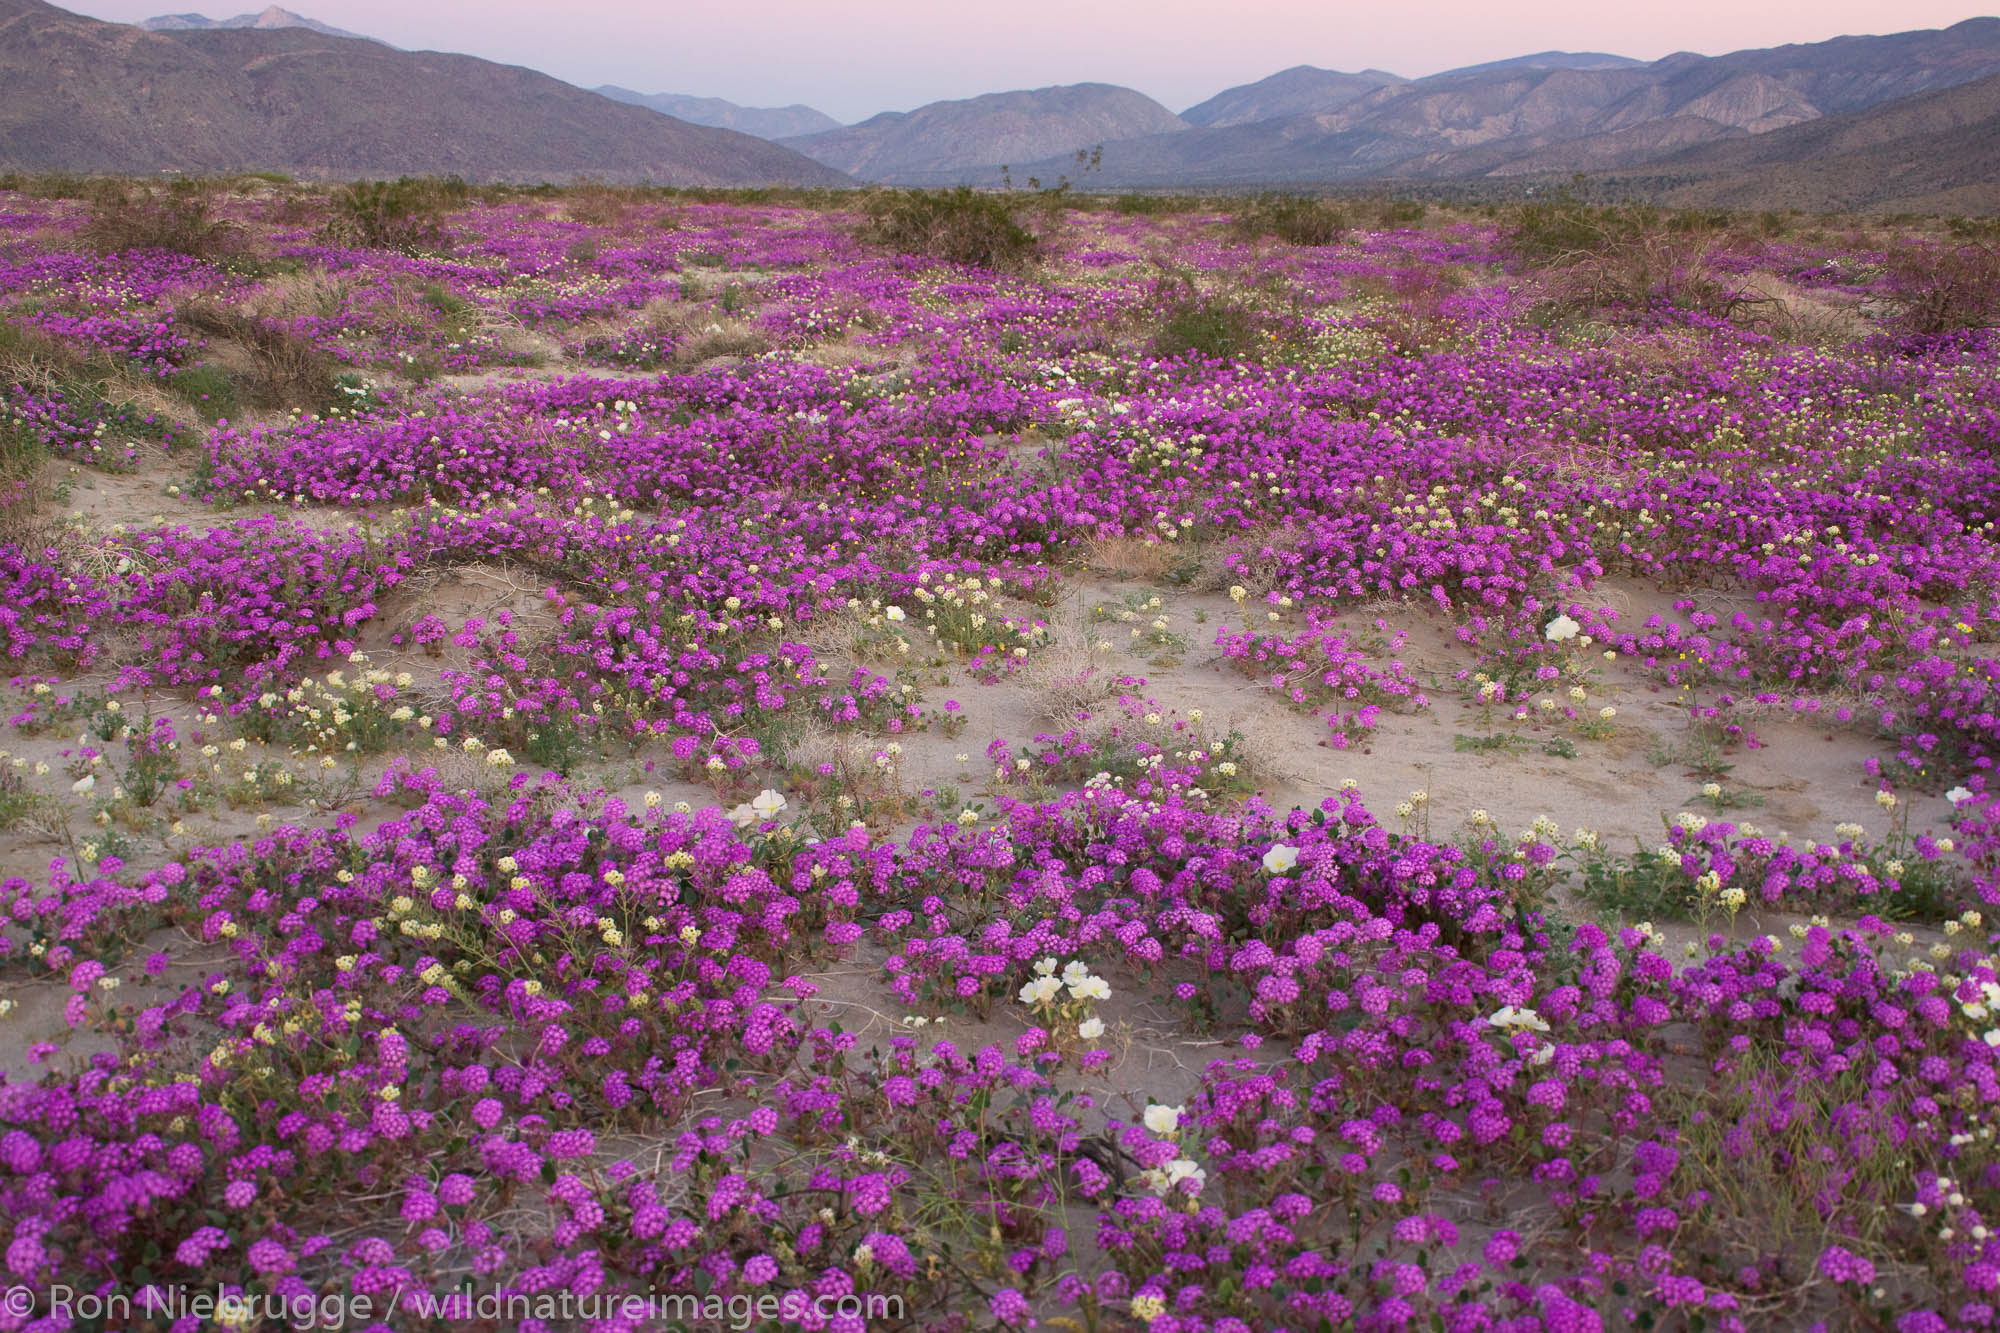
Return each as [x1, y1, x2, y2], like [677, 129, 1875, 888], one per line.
[562, 179, 646, 227]
[675, 321, 771, 365]
[1016, 605, 1127, 726]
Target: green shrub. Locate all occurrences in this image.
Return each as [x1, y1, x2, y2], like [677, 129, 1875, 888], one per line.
[1151, 276, 1260, 362]
[1231, 194, 1347, 246]
[1371, 198, 1428, 228]
[1945, 216, 2000, 243]
[168, 364, 240, 422]
[324, 178, 456, 254]
[0, 173, 129, 205]
[863, 188, 1040, 272]
[1504, 190, 1649, 267]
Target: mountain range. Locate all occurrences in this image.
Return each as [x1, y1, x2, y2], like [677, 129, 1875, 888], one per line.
[593, 87, 837, 140]
[956, 18, 2000, 189]
[140, 4, 368, 40]
[0, 0, 844, 184]
[8, 1, 2000, 209]
[1594, 69, 2000, 214]
[778, 83, 1187, 180]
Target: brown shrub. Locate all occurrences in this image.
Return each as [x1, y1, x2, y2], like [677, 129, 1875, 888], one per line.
[177, 303, 338, 410]
[1538, 232, 1773, 323]
[1882, 241, 2000, 336]
[80, 193, 241, 260]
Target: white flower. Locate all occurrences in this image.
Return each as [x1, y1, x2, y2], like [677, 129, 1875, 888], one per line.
[1069, 975, 1111, 1002]
[1018, 976, 1062, 1006]
[1162, 1158, 1206, 1194]
[1544, 613, 1580, 642]
[1143, 1104, 1183, 1135]
[1948, 786, 1975, 806]
[726, 803, 757, 828]
[750, 789, 788, 820]
[1078, 1017, 1105, 1040]
[70, 774, 95, 794]
[1262, 844, 1299, 875]
[1488, 1005, 1550, 1033]
[884, 605, 906, 622]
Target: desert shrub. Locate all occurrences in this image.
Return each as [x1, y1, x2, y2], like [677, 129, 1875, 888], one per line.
[863, 188, 1040, 271]
[177, 304, 340, 411]
[1755, 210, 1796, 238]
[0, 408, 43, 532]
[1231, 193, 1347, 246]
[1945, 216, 2000, 243]
[1882, 241, 2000, 335]
[1504, 190, 1651, 267]
[1151, 275, 1260, 361]
[0, 172, 128, 205]
[1368, 197, 1428, 229]
[563, 178, 637, 227]
[323, 178, 456, 254]
[1378, 264, 1468, 352]
[80, 192, 241, 260]
[1664, 207, 1735, 234]
[676, 324, 771, 365]
[1535, 230, 1771, 323]
[1109, 193, 1209, 216]
[167, 363, 239, 422]
[0, 319, 84, 388]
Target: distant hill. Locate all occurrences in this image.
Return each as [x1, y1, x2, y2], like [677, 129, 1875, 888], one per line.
[141, 5, 370, 41]
[779, 83, 1186, 182]
[0, 0, 849, 185]
[1433, 51, 1647, 78]
[1590, 71, 2000, 213]
[991, 19, 2000, 191]
[1181, 66, 1404, 128]
[595, 87, 838, 140]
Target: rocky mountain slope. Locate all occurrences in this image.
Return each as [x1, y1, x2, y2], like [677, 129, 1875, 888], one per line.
[0, 0, 849, 185]
[778, 83, 1186, 182]
[140, 5, 369, 40]
[1592, 70, 2000, 213]
[1181, 66, 1404, 128]
[990, 19, 2000, 189]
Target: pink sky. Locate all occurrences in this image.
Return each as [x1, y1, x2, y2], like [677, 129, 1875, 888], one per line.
[63, 0, 2000, 123]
